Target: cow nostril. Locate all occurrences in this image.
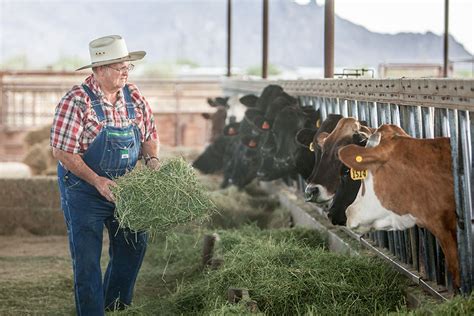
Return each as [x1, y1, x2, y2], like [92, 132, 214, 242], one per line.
[304, 185, 319, 201]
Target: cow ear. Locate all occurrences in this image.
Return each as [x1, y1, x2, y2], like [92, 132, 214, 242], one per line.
[295, 128, 317, 147]
[202, 113, 211, 119]
[207, 98, 216, 107]
[239, 94, 259, 108]
[317, 132, 329, 147]
[366, 132, 382, 148]
[358, 125, 374, 138]
[338, 144, 387, 170]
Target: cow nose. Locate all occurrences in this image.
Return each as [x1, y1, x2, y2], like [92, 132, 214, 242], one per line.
[304, 184, 319, 202]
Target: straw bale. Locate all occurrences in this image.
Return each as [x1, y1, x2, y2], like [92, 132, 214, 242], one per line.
[22, 140, 56, 175]
[0, 177, 64, 235]
[23, 124, 51, 147]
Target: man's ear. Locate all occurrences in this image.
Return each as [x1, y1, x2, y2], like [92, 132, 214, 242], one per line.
[295, 128, 317, 147]
[202, 113, 211, 120]
[317, 132, 329, 147]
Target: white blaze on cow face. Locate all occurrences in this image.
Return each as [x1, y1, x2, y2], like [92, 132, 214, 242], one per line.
[346, 171, 417, 234]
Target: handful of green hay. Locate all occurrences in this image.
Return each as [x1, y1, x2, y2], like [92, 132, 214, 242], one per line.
[112, 157, 215, 233]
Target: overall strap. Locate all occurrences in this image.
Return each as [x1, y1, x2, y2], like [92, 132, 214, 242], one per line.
[82, 84, 106, 122]
[122, 84, 136, 120]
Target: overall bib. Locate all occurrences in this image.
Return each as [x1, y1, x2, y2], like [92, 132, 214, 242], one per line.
[57, 84, 148, 316]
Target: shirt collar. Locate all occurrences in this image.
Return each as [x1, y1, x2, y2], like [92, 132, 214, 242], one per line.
[85, 74, 125, 107]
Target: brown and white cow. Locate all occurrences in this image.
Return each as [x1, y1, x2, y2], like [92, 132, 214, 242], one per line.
[338, 124, 460, 288]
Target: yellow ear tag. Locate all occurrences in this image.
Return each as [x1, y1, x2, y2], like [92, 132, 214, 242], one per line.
[350, 169, 368, 180]
[309, 142, 315, 152]
[316, 119, 321, 128]
[355, 155, 363, 162]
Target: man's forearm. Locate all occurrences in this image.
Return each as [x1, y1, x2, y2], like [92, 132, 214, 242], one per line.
[142, 138, 159, 159]
[52, 148, 100, 186]
[141, 138, 160, 169]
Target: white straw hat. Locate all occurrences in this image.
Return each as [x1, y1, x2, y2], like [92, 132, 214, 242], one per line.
[76, 35, 146, 71]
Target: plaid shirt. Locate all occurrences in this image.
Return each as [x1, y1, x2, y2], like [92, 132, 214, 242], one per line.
[50, 75, 158, 154]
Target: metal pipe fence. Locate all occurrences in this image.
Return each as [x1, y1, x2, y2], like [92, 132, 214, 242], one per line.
[222, 78, 474, 296]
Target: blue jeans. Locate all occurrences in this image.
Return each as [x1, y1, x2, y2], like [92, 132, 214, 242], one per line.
[58, 166, 147, 316]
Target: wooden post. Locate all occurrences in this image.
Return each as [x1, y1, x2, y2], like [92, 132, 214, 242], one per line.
[202, 234, 216, 266]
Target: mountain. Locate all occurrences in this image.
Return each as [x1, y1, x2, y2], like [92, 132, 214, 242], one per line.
[0, 0, 471, 69]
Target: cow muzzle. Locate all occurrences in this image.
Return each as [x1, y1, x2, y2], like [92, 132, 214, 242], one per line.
[304, 184, 333, 205]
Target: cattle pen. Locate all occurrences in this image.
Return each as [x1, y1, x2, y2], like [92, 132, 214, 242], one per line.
[222, 78, 474, 298]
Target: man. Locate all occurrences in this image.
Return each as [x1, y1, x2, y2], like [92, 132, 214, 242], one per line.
[50, 35, 159, 315]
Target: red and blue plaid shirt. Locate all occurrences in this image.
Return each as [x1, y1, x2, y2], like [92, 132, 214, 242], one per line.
[50, 74, 158, 154]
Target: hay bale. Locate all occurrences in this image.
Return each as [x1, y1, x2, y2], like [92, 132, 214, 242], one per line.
[112, 157, 215, 234]
[0, 177, 64, 235]
[23, 125, 51, 147]
[22, 139, 56, 176]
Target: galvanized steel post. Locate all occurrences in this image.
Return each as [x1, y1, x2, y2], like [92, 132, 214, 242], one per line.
[324, 0, 335, 78]
[262, 0, 269, 79]
[227, 0, 232, 77]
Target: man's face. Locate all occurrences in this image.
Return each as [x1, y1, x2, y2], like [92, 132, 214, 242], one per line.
[97, 62, 130, 91]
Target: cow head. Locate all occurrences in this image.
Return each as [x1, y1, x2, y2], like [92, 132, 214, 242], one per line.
[271, 106, 318, 176]
[255, 85, 284, 112]
[304, 117, 371, 205]
[227, 135, 261, 189]
[338, 124, 414, 232]
[326, 132, 368, 226]
[193, 122, 241, 176]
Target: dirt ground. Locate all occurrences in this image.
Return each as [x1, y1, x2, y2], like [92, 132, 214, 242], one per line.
[0, 232, 110, 315]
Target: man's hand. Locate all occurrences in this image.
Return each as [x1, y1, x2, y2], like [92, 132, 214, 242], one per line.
[53, 148, 118, 201]
[93, 176, 117, 202]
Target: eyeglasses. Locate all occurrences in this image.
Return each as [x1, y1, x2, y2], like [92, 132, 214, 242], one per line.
[106, 64, 135, 73]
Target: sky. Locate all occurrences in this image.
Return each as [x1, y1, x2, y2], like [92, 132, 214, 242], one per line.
[296, 0, 473, 55]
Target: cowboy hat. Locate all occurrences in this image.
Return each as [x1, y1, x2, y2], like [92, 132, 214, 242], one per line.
[76, 35, 146, 71]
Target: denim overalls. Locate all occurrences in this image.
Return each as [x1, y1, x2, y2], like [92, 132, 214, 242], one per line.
[57, 84, 148, 316]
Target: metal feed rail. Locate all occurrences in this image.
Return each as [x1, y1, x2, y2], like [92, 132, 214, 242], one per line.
[222, 78, 474, 296]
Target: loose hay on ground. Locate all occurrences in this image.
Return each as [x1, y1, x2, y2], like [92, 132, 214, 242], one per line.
[161, 227, 407, 315]
[112, 157, 216, 234]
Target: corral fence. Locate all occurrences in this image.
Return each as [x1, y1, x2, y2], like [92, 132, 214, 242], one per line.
[222, 78, 474, 297]
[0, 71, 221, 160]
[0, 71, 221, 130]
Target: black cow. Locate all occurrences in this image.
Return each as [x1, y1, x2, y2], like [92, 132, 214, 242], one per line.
[192, 121, 240, 176]
[258, 106, 320, 181]
[227, 134, 261, 188]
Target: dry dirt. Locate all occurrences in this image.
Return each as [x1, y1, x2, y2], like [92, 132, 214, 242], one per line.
[0, 231, 109, 283]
